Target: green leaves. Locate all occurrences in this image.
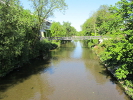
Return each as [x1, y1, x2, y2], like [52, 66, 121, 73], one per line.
[50, 22, 66, 37]
[0, 0, 54, 77]
[81, 5, 114, 36]
[115, 64, 129, 79]
[29, 0, 67, 30]
[86, 0, 133, 98]
[50, 21, 77, 37]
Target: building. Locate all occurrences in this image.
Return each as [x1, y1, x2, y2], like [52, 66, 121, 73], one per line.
[40, 19, 52, 38]
[0, 0, 52, 38]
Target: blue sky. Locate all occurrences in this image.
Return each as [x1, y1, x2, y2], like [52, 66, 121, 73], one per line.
[20, 0, 120, 31]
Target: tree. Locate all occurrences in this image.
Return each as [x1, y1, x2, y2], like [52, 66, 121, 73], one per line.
[98, 1, 133, 97]
[50, 22, 66, 37]
[63, 21, 77, 36]
[81, 16, 96, 36]
[29, 0, 67, 31]
[0, 0, 32, 76]
[81, 5, 114, 36]
[96, 5, 113, 35]
[69, 26, 77, 36]
[50, 21, 77, 37]
[62, 21, 71, 36]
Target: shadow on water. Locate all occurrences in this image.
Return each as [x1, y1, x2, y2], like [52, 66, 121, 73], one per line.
[96, 59, 118, 84]
[0, 53, 52, 96]
[98, 60, 121, 84]
[99, 68, 118, 84]
[99, 66, 133, 100]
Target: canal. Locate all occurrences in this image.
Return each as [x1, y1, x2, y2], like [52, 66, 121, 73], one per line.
[0, 41, 131, 100]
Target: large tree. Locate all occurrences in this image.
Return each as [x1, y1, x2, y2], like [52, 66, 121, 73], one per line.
[50, 22, 66, 37]
[0, 0, 39, 76]
[63, 21, 77, 36]
[81, 5, 114, 36]
[96, 5, 113, 35]
[98, 1, 133, 97]
[81, 16, 97, 36]
[29, 0, 67, 31]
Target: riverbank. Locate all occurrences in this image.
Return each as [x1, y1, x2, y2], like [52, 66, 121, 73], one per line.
[0, 39, 58, 78]
[91, 43, 133, 100]
[0, 40, 71, 78]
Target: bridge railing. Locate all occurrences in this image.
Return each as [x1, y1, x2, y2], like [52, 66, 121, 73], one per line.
[40, 36, 105, 40]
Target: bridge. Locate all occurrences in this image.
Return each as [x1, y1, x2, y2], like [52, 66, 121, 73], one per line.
[40, 36, 108, 40]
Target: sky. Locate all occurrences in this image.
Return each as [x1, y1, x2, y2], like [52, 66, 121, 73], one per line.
[20, 0, 120, 31]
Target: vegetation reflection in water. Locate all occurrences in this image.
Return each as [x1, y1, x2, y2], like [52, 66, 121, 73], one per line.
[0, 41, 131, 100]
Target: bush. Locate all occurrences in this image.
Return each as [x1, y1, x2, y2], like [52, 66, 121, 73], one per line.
[88, 39, 99, 47]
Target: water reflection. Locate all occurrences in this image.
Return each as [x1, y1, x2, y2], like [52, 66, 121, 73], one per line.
[0, 60, 54, 100]
[48, 41, 130, 100]
[70, 41, 82, 59]
[0, 41, 131, 100]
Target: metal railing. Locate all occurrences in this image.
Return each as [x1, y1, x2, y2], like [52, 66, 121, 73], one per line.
[40, 36, 105, 40]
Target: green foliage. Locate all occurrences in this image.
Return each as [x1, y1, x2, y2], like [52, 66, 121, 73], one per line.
[81, 16, 96, 36]
[82, 0, 133, 98]
[0, 0, 57, 77]
[88, 39, 99, 47]
[50, 22, 66, 37]
[123, 80, 133, 98]
[96, 1, 133, 97]
[50, 21, 77, 37]
[81, 5, 114, 36]
[76, 31, 85, 36]
[29, 0, 67, 30]
[39, 39, 57, 52]
[63, 21, 77, 36]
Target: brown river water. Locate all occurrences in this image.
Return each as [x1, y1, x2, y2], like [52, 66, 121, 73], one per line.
[0, 41, 131, 100]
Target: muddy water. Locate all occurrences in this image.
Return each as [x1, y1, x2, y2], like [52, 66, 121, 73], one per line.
[0, 41, 131, 100]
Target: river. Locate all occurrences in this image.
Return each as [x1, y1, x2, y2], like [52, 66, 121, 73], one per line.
[0, 41, 131, 100]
